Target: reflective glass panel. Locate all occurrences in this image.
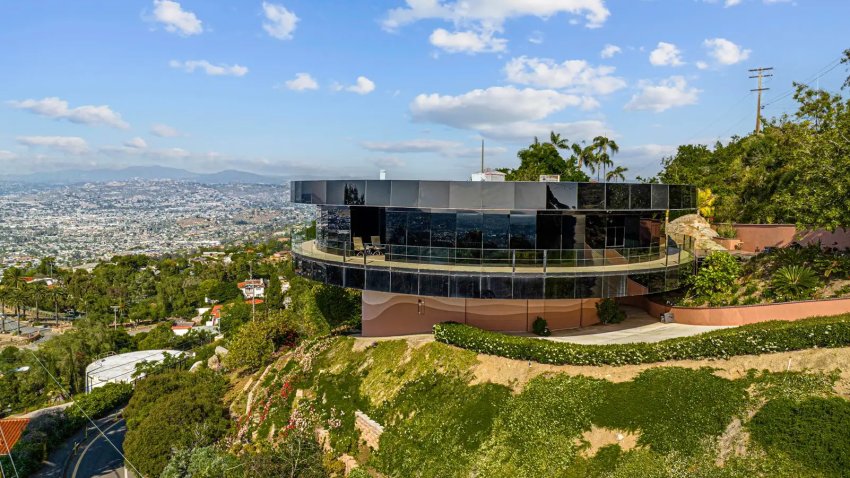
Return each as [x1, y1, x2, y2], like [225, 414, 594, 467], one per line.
[513, 276, 544, 299]
[344, 267, 365, 289]
[651, 184, 669, 210]
[326, 181, 345, 205]
[536, 213, 562, 249]
[480, 276, 512, 299]
[606, 184, 630, 210]
[578, 183, 605, 209]
[545, 276, 576, 299]
[365, 269, 390, 292]
[668, 185, 684, 209]
[483, 214, 509, 249]
[418, 181, 450, 208]
[630, 184, 652, 209]
[419, 273, 449, 296]
[365, 180, 391, 206]
[390, 181, 419, 207]
[514, 182, 546, 209]
[450, 275, 480, 298]
[407, 210, 430, 247]
[510, 213, 536, 249]
[546, 183, 578, 209]
[431, 212, 457, 249]
[456, 212, 483, 249]
[391, 271, 419, 295]
[450, 182, 482, 209]
[482, 183, 515, 209]
[344, 181, 366, 205]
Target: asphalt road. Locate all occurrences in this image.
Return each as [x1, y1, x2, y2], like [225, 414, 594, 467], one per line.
[71, 418, 128, 478]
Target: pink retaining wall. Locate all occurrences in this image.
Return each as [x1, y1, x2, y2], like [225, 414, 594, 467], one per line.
[727, 224, 850, 253]
[621, 295, 850, 326]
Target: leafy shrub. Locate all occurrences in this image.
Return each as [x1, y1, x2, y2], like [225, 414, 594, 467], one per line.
[347, 468, 371, 478]
[434, 314, 850, 366]
[749, 397, 850, 476]
[67, 382, 133, 425]
[532, 316, 551, 336]
[596, 299, 626, 324]
[716, 223, 738, 239]
[224, 314, 298, 371]
[688, 251, 742, 300]
[771, 265, 820, 301]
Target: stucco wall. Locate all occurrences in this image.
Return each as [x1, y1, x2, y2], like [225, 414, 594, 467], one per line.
[726, 224, 850, 253]
[361, 290, 600, 336]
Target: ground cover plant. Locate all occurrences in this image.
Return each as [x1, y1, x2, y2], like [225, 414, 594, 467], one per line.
[433, 314, 850, 366]
[254, 336, 850, 478]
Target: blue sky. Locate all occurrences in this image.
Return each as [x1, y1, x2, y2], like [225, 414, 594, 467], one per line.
[0, 0, 848, 180]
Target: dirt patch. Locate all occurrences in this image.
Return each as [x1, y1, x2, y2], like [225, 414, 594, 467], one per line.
[580, 426, 640, 457]
[471, 347, 850, 391]
[715, 418, 749, 466]
[352, 334, 433, 352]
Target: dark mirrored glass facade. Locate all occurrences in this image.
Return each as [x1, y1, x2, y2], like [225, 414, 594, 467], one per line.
[292, 179, 697, 300]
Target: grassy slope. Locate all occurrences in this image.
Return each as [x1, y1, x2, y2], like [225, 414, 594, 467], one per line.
[235, 337, 850, 478]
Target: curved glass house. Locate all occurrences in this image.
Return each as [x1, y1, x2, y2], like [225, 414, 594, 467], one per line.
[291, 180, 697, 336]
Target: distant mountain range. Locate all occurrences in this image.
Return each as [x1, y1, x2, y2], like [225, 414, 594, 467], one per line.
[0, 166, 289, 185]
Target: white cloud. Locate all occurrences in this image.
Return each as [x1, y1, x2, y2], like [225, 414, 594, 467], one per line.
[649, 42, 684, 66]
[150, 124, 182, 137]
[410, 86, 598, 140]
[123, 137, 148, 149]
[370, 157, 407, 169]
[17, 136, 90, 155]
[169, 60, 248, 77]
[504, 56, 626, 95]
[479, 120, 614, 142]
[383, 0, 611, 31]
[284, 72, 319, 91]
[725, 0, 742, 6]
[338, 76, 375, 95]
[152, 0, 203, 36]
[8, 97, 129, 129]
[262, 2, 299, 40]
[361, 139, 463, 153]
[0, 150, 17, 160]
[528, 31, 544, 44]
[625, 76, 701, 112]
[600, 44, 621, 58]
[703, 38, 751, 65]
[429, 28, 507, 54]
[696, 61, 709, 70]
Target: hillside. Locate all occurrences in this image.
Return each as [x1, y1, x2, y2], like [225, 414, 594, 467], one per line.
[229, 335, 850, 478]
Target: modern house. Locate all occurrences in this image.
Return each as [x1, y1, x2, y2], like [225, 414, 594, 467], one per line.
[291, 179, 697, 336]
[238, 279, 265, 299]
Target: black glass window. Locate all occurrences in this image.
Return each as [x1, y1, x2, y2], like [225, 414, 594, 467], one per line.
[651, 184, 669, 210]
[606, 216, 626, 247]
[344, 181, 366, 205]
[483, 214, 509, 249]
[585, 215, 606, 249]
[536, 213, 562, 249]
[365, 269, 390, 292]
[450, 275, 480, 298]
[606, 184, 630, 210]
[546, 183, 578, 209]
[344, 267, 365, 289]
[365, 180, 391, 206]
[407, 210, 430, 247]
[418, 181, 450, 208]
[430, 212, 456, 249]
[419, 273, 449, 296]
[309, 181, 326, 204]
[562, 215, 577, 250]
[386, 209, 407, 245]
[630, 184, 652, 209]
[326, 181, 345, 205]
[390, 271, 419, 295]
[456, 212, 483, 249]
[513, 276, 543, 299]
[669, 185, 684, 209]
[480, 276, 512, 299]
[545, 276, 576, 299]
[578, 183, 605, 209]
[326, 264, 344, 286]
[510, 213, 536, 249]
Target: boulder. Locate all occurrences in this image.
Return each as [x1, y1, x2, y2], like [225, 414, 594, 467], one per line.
[189, 360, 204, 372]
[214, 346, 229, 357]
[207, 354, 221, 371]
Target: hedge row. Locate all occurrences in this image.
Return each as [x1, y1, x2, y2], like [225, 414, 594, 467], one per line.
[433, 314, 850, 366]
[0, 383, 133, 476]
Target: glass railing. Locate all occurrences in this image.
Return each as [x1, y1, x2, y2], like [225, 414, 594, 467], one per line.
[291, 228, 695, 272]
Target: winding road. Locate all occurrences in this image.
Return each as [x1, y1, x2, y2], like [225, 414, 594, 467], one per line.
[70, 418, 128, 478]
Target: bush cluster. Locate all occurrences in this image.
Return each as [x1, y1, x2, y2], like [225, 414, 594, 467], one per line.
[433, 314, 850, 366]
[596, 299, 626, 324]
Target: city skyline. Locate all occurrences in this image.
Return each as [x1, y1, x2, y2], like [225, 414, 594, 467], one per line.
[1, 0, 847, 180]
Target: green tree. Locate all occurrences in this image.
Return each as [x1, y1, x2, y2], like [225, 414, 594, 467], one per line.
[605, 165, 628, 182]
[687, 252, 742, 302]
[771, 265, 820, 301]
[589, 135, 619, 182]
[499, 133, 590, 182]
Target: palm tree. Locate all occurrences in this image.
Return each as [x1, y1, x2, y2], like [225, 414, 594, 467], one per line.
[591, 136, 620, 182]
[29, 282, 47, 322]
[548, 131, 569, 150]
[50, 286, 68, 326]
[570, 142, 595, 173]
[0, 284, 7, 333]
[606, 166, 629, 182]
[6, 287, 23, 334]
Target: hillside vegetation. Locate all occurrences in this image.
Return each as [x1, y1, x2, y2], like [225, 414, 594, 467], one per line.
[231, 335, 850, 478]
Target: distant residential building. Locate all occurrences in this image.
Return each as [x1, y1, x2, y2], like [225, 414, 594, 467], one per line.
[280, 276, 290, 294]
[469, 169, 506, 182]
[238, 279, 266, 299]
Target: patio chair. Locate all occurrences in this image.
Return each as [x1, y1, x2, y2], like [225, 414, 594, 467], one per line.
[369, 235, 385, 255]
[352, 237, 367, 256]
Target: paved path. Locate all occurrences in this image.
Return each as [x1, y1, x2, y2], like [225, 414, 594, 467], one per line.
[71, 418, 127, 478]
[533, 306, 729, 345]
[32, 411, 123, 478]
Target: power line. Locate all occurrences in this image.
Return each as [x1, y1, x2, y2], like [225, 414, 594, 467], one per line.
[763, 57, 844, 108]
[24, 350, 145, 478]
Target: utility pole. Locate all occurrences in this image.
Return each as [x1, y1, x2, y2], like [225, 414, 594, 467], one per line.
[480, 139, 485, 174]
[749, 67, 773, 134]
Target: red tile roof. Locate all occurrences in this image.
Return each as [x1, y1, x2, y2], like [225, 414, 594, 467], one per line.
[245, 298, 264, 305]
[0, 418, 29, 455]
[211, 305, 223, 318]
